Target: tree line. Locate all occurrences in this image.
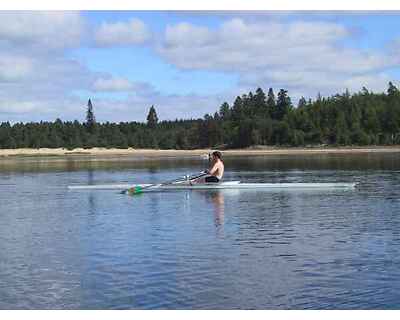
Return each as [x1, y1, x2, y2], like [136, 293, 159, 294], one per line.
[1, 83, 400, 150]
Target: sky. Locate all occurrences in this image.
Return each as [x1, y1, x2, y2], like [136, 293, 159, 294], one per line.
[1, 11, 400, 123]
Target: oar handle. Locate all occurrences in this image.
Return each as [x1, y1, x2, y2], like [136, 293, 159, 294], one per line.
[188, 171, 208, 181]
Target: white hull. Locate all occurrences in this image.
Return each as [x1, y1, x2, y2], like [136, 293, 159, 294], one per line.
[140, 182, 356, 191]
[68, 181, 357, 191]
[69, 184, 133, 190]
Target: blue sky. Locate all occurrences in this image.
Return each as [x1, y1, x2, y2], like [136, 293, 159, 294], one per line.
[74, 11, 238, 96]
[1, 11, 400, 123]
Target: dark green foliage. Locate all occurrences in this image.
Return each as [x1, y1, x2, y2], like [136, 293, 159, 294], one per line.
[266, 87, 276, 118]
[1, 83, 400, 149]
[298, 96, 307, 109]
[146, 105, 158, 129]
[275, 89, 292, 121]
[219, 102, 231, 121]
[85, 99, 96, 134]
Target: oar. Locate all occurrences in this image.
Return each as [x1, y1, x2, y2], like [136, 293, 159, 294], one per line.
[125, 172, 208, 195]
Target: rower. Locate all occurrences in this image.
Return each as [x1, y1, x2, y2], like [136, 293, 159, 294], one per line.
[196, 151, 224, 183]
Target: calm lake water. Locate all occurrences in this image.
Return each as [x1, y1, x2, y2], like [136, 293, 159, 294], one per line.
[1, 153, 400, 309]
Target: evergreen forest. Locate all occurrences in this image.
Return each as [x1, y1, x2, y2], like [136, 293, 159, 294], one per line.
[1, 82, 400, 150]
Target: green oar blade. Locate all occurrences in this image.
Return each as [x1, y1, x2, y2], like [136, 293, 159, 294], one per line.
[126, 186, 143, 195]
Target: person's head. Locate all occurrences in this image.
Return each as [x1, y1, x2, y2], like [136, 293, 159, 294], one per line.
[212, 151, 222, 161]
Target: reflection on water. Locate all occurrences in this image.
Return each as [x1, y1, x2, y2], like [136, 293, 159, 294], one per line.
[2, 152, 400, 173]
[211, 192, 225, 227]
[195, 191, 226, 228]
[1, 153, 400, 309]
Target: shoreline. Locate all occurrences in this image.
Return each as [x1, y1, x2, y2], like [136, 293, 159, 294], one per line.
[1, 146, 400, 159]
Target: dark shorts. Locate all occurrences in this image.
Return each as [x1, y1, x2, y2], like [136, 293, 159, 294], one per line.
[205, 176, 220, 183]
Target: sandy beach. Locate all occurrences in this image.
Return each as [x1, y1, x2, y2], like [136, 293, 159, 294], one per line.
[1, 146, 400, 159]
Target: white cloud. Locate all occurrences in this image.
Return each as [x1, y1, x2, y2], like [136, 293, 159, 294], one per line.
[0, 100, 43, 114]
[0, 54, 34, 82]
[95, 18, 151, 47]
[0, 98, 81, 120]
[159, 19, 356, 71]
[0, 12, 221, 123]
[0, 55, 99, 100]
[92, 77, 160, 97]
[0, 11, 85, 51]
[1, 13, 399, 123]
[93, 77, 136, 92]
[158, 18, 398, 98]
[343, 74, 390, 93]
[165, 22, 213, 47]
[0, 11, 95, 117]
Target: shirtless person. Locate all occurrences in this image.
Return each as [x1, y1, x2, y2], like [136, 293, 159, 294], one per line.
[202, 151, 224, 183]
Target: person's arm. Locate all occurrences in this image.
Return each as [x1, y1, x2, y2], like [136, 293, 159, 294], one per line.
[208, 162, 218, 175]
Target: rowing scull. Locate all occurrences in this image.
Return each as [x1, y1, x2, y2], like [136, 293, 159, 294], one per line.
[68, 181, 357, 191]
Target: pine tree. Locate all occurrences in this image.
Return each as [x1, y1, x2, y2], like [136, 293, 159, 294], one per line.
[86, 99, 96, 132]
[361, 86, 369, 96]
[0, 122, 12, 148]
[254, 87, 267, 117]
[231, 96, 244, 122]
[219, 102, 231, 120]
[147, 105, 158, 129]
[266, 88, 276, 118]
[275, 89, 292, 121]
[298, 96, 307, 108]
[387, 82, 399, 97]
[385, 82, 400, 143]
